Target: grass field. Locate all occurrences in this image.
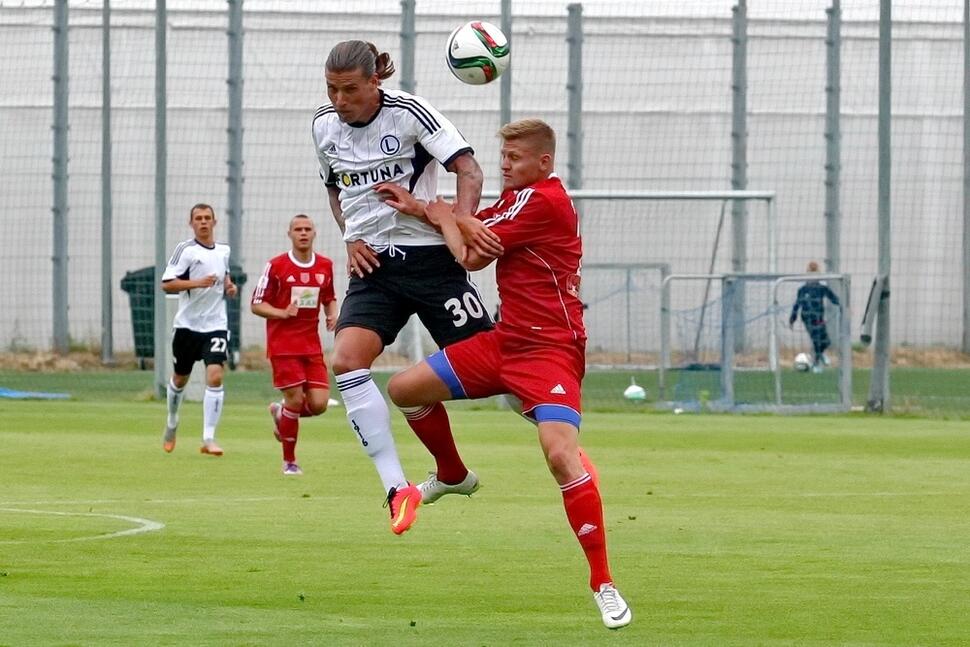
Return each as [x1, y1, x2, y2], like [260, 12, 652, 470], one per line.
[2, 373, 970, 645]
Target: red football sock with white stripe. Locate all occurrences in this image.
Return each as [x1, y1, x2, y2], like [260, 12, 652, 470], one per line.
[400, 403, 467, 484]
[561, 473, 613, 590]
[279, 406, 300, 463]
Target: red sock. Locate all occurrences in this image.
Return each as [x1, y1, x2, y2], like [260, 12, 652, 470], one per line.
[561, 474, 613, 590]
[400, 403, 466, 484]
[279, 406, 300, 463]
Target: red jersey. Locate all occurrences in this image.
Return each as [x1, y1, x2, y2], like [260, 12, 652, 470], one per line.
[477, 175, 586, 347]
[251, 251, 336, 357]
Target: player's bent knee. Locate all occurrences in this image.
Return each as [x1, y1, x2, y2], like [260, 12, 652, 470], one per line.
[205, 366, 224, 387]
[541, 439, 584, 481]
[386, 374, 416, 407]
[331, 354, 370, 375]
[309, 402, 327, 415]
[282, 391, 305, 410]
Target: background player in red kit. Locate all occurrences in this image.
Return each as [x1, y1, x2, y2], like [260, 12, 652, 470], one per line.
[378, 119, 631, 630]
[251, 214, 337, 475]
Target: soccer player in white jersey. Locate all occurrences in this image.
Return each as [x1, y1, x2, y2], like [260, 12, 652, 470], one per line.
[160, 203, 237, 456]
[312, 40, 502, 534]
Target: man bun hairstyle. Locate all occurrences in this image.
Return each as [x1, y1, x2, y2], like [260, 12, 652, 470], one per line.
[498, 118, 556, 155]
[326, 40, 395, 81]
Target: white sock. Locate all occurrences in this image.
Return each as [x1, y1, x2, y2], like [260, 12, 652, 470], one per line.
[167, 379, 185, 428]
[335, 369, 407, 494]
[203, 385, 224, 442]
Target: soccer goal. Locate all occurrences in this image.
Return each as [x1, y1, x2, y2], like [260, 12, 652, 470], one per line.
[659, 272, 852, 413]
[407, 189, 777, 375]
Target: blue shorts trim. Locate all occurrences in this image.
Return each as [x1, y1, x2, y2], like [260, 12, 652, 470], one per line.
[427, 350, 467, 400]
[528, 404, 581, 428]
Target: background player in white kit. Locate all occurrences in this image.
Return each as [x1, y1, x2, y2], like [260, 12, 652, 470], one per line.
[160, 203, 237, 456]
[313, 40, 502, 534]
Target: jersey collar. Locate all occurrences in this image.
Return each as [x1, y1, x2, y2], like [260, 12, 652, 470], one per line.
[288, 250, 316, 268]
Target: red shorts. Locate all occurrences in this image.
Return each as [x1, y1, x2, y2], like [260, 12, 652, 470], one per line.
[270, 355, 329, 390]
[429, 329, 584, 427]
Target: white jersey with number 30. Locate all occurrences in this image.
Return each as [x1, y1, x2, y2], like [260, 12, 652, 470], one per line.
[312, 88, 473, 250]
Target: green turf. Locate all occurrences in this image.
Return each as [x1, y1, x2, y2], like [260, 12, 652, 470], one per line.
[6, 366, 970, 416]
[1, 397, 969, 645]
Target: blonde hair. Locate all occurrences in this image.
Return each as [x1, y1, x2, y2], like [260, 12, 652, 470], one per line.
[326, 40, 395, 81]
[498, 119, 556, 155]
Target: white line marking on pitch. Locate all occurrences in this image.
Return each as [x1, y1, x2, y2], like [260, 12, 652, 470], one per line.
[0, 508, 165, 544]
[0, 496, 289, 507]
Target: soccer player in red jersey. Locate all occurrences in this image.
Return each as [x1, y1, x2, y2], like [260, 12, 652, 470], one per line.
[378, 119, 631, 629]
[251, 215, 337, 475]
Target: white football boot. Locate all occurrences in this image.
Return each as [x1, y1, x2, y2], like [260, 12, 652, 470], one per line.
[593, 583, 632, 629]
[417, 470, 480, 505]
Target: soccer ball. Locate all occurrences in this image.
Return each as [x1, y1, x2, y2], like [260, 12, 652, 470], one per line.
[445, 21, 510, 85]
[793, 352, 812, 372]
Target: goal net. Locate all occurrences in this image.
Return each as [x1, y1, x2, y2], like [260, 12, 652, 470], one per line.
[660, 273, 851, 413]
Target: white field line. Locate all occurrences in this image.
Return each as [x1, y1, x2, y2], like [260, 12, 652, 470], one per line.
[0, 496, 301, 544]
[0, 496, 291, 507]
[0, 508, 165, 544]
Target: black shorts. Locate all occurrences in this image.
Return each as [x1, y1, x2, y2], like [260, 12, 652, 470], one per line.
[171, 328, 229, 376]
[336, 245, 493, 348]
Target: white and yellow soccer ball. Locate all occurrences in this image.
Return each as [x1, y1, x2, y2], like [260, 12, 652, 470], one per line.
[793, 352, 812, 372]
[445, 21, 510, 85]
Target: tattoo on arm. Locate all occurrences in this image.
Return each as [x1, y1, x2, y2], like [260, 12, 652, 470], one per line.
[453, 155, 484, 218]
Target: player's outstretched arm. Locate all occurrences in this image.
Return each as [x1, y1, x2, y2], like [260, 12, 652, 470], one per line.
[375, 183, 429, 220]
[424, 198, 495, 272]
[377, 182, 502, 260]
[455, 215, 504, 259]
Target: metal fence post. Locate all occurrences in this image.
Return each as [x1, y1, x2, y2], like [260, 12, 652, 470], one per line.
[566, 3, 583, 191]
[731, 1, 748, 352]
[867, 0, 892, 412]
[963, 0, 970, 353]
[227, 0, 244, 271]
[52, 0, 69, 354]
[500, 0, 512, 126]
[400, 0, 416, 94]
[399, 0, 421, 361]
[101, 0, 114, 364]
[154, 0, 168, 398]
[825, 0, 841, 273]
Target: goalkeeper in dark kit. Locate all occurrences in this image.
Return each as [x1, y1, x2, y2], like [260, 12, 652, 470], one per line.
[789, 261, 841, 372]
